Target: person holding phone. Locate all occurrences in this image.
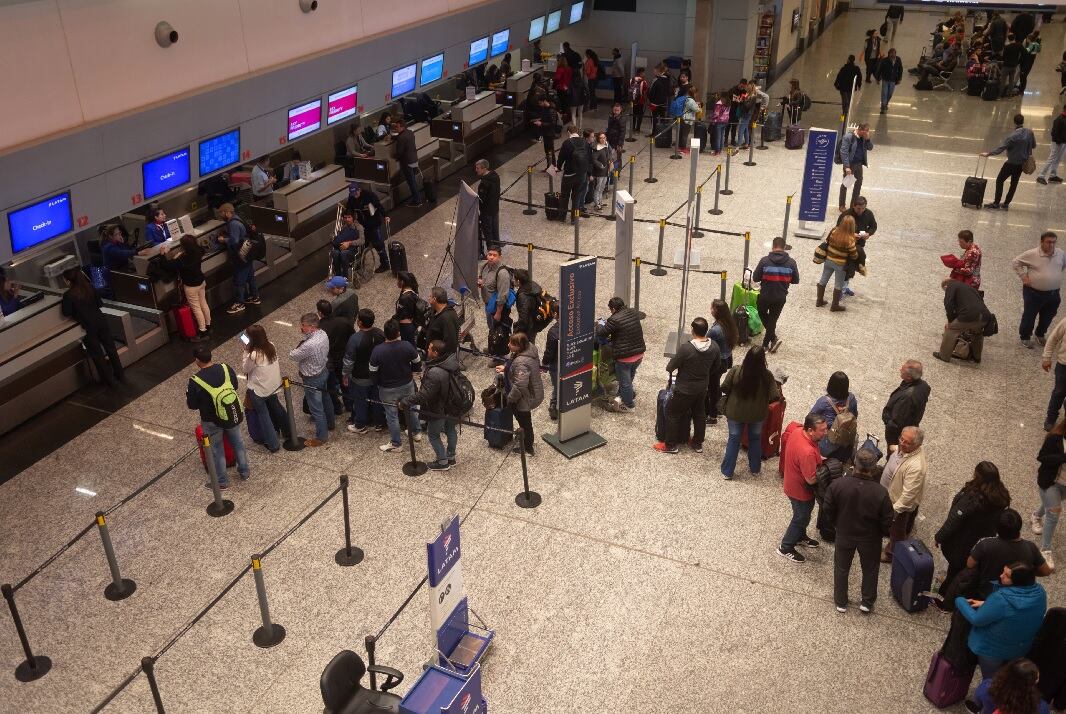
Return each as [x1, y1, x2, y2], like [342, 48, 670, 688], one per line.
[835, 196, 877, 298]
[241, 324, 290, 453]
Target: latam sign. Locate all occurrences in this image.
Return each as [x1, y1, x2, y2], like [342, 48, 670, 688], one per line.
[287, 99, 322, 141]
[327, 86, 358, 125]
[7, 192, 73, 254]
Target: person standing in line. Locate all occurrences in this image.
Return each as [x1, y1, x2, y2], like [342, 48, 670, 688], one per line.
[421, 287, 460, 357]
[834, 56, 863, 115]
[882, 360, 930, 450]
[392, 119, 423, 208]
[863, 29, 882, 85]
[584, 49, 601, 111]
[562, 42, 582, 77]
[533, 97, 559, 168]
[218, 203, 261, 314]
[942, 230, 983, 289]
[1037, 104, 1066, 186]
[823, 446, 894, 612]
[970, 658, 1053, 714]
[475, 159, 500, 259]
[542, 304, 561, 421]
[370, 319, 423, 452]
[720, 346, 781, 480]
[934, 277, 991, 364]
[606, 103, 626, 170]
[1034, 422, 1066, 570]
[186, 346, 249, 487]
[497, 331, 543, 456]
[647, 63, 673, 124]
[553, 56, 574, 124]
[289, 313, 335, 447]
[609, 48, 626, 104]
[679, 87, 700, 154]
[655, 317, 720, 454]
[885, 4, 904, 43]
[240, 324, 291, 453]
[709, 93, 731, 156]
[588, 132, 611, 209]
[629, 68, 649, 135]
[1001, 36, 1027, 97]
[511, 269, 546, 344]
[706, 299, 738, 425]
[982, 114, 1037, 211]
[838, 124, 873, 212]
[752, 237, 799, 352]
[877, 48, 903, 113]
[1014, 232, 1066, 349]
[345, 184, 391, 273]
[342, 308, 386, 434]
[880, 426, 928, 563]
[161, 235, 211, 340]
[556, 124, 589, 224]
[986, 12, 1008, 55]
[399, 339, 460, 472]
[810, 371, 859, 461]
[392, 271, 421, 346]
[317, 299, 353, 415]
[777, 413, 827, 563]
[60, 268, 125, 387]
[478, 247, 512, 331]
[596, 297, 646, 413]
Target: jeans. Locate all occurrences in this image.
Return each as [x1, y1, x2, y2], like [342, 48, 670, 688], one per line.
[818, 262, 846, 290]
[1048, 363, 1066, 426]
[347, 381, 385, 428]
[398, 322, 417, 346]
[331, 247, 356, 276]
[713, 124, 726, 152]
[247, 390, 289, 451]
[614, 358, 641, 408]
[303, 370, 335, 441]
[880, 80, 896, 109]
[401, 164, 422, 204]
[834, 540, 882, 606]
[737, 113, 752, 146]
[1036, 483, 1066, 552]
[426, 417, 458, 464]
[993, 161, 1024, 205]
[379, 382, 419, 446]
[722, 418, 763, 477]
[234, 261, 259, 303]
[838, 163, 864, 210]
[632, 104, 645, 132]
[514, 409, 534, 451]
[1021, 287, 1061, 340]
[590, 176, 608, 206]
[781, 497, 816, 551]
[479, 213, 500, 255]
[201, 420, 249, 486]
[1039, 142, 1065, 179]
[705, 364, 726, 418]
[757, 296, 785, 345]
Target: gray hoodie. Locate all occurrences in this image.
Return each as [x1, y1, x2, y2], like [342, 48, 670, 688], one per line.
[666, 337, 720, 395]
[506, 344, 544, 411]
[989, 126, 1036, 165]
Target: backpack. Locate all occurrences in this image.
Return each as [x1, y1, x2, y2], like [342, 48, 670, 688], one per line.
[983, 311, 998, 337]
[630, 78, 643, 102]
[827, 400, 857, 446]
[668, 95, 687, 118]
[444, 369, 476, 417]
[532, 289, 558, 330]
[192, 367, 243, 429]
[412, 294, 431, 328]
[801, 93, 812, 112]
[362, 126, 378, 144]
[236, 218, 267, 262]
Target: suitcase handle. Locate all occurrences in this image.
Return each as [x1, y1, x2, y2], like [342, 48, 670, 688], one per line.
[742, 267, 754, 290]
[974, 154, 988, 179]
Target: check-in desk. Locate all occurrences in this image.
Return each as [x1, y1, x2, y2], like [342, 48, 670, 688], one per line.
[349, 126, 439, 207]
[430, 92, 503, 180]
[247, 163, 349, 264]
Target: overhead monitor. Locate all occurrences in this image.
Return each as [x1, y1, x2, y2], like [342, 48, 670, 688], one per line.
[569, 2, 584, 24]
[392, 63, 417, 98]
[7, 192, 74, 254]
[327, 86, 358, 125]
[490, 29, 509, 58]
[198, 129, 240, 177]
[142, 147, 191, 200]
[287, 99, 322, 141]
[546, 9, 562, 33]
[420, 53, 444, 86]
[469, 36, 489, 66]
[528, 15, 545, 42]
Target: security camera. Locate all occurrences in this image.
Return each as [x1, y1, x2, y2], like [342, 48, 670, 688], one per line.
[155, 21, 178, 48]
[299, 0, 319, 12]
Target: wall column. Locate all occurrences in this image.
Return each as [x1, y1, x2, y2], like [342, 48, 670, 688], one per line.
[690, 0, 714, 102]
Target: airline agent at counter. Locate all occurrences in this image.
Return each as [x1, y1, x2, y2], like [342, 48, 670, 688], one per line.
[100, 224, 137, 269]
[144, 204, 171, 246]
[251, 156, 276, 203]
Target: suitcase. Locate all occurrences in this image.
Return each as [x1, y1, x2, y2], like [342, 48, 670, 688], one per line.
[785, 124, 806, 150]
[693, 121, 708, 151]
[742, 397, 786, 457]
[762, 111, 783, 142]
[544, 192, 562, 221]
[654, 118, 674, 148]
[196, 424, 236, 472]
[173, 304, 197, 340]
[484, 406, 514, 449]
[858, 432, 884, 462]
[891, 538, 935, 612]
[654, 375, 675, 443]
[419, 170, 437, 204]
[981, 82, 1000, 101]
[922, 650, 975, 709]
[734, 305, 751, 345]
[966, 76, 985, 96]
[730, 268, 759, 312]
[387, 240, 408, 274]
[962, 156, 988, 209]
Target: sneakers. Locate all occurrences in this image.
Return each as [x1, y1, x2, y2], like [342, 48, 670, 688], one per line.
[427, 461, 451, 471]
[777, 547, 806, 563]
[245, 296, 261, 305]
[859, 601, 873, 614]
[448, 456, 457, 465]
[1032, 513, 1045, 535]
[1022, 338, 1035, 349]
[226, 303, 245, 314]
[984, 202, 1001, 210]
[1043, 550, 1056, 572]
[654, 442, 679, 454]
[842, 287, 855, 297]
[835, 604, 847, 613]
[798, 537, 820, 549]
[1038, 177, 1049, 185]
[204, 480, 229, 490]
[412, 432, 423, 442]
[612, 397, 632, 413]
[379, 442, 402, 452]
[1038, 335, 1048, 346]
[548, 406, 559, 421]
[1050, 176, 1064, 183]
[346, 424, 368, 435]
[1045, 421, 1055, 433]
[688, 439, 703, 453]
[374, 265, 391, 274]
[706, 416, 719, 425]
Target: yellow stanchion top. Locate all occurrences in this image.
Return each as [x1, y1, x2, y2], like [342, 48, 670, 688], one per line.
[659, 218, 665, 227]
[722, 270, 728, 281]
[96, 514, 106, 526]
[252, 556, 261, 570]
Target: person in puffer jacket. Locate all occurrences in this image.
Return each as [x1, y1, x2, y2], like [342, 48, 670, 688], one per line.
[498, 332, 544, 456]
[596, 297, 646, 412]
[399, 340, 462, 471]
[655, 317, 721, 454]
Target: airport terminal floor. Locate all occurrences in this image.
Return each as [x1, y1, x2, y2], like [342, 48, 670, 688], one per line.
[4, 8, 1066, 713]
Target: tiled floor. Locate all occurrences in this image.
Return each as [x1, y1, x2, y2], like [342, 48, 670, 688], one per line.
[2, 8, 1066, 713]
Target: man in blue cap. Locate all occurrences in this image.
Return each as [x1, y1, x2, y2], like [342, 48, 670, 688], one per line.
[326, 276, 357, 323]
[346, 184, 391, 273]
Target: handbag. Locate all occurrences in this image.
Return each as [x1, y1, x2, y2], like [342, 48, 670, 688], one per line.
[813, 241, 829, 264]
[880, 20, 889, 37]
[952, 333, 972, 360]
[1023, 155, 1037, 174]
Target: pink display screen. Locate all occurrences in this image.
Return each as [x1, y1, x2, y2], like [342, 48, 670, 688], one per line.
[287, 100, 322, 140]
[327, 86, 358, 125]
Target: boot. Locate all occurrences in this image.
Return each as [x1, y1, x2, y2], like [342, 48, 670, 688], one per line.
[816, 283, 828, 307]
[830, 289, 846, 312]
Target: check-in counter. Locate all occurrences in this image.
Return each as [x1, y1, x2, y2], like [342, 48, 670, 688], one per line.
[349, 128, 438, 207]
[431, 92, 503, 180]
[247, 163, 348, 263]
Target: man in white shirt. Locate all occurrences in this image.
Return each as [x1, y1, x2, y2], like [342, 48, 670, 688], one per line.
[1013, 231, 1066, 348]
[250, 157, 276, 201]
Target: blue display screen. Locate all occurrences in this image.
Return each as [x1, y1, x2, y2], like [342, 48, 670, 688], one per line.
[8, 192, 74, 254]
[198, 129, 240, 177]
[490, 29, 509, 58]
[392, 63, 417, 98]
[142, 148, 191, 199]
[420, 53, 444, 86]
[569, 2, 584, 24]
[546, 10, 562, 33]
[469, 37, 488, 66]
[529, 16, 545, 42]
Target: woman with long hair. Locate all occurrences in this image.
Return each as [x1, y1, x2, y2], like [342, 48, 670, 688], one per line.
[816, 214, 859, 312]
[392, 271, 421, 346]
[241, 324, 290, 453]
[719, 345, 780, 479]
[706, 299, 738, 424]
[584, 49, 600, 110]
[1033, 419, 1066, 572]
[60, 267, 124, 387]
[972, 657, 1049, 714]
[499, 331, 544, 456]
[811, 371, 859, 460]
[162, 234, 210, 340]
[934, 461, 1012, 611]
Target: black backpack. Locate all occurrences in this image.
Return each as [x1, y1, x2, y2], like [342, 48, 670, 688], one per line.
[236, 218, 267, 262]
[413, 295, 431, 327]
[444, 369, 476, 417]
[531, 289, 557, 330]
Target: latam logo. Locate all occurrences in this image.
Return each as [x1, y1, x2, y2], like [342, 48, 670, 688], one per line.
[443, 533, 452, 550]
[459, 693, 472, 711]
[158, 171, 176, 182]
[815, 135, 830, 148]
[572, 379, 583, 394]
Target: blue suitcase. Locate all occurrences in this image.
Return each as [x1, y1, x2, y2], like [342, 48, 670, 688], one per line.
[655, 376, 673, 443]
[891, 538, 935, 612]
[245, 399, 267, 445]
[484, 407, 513, 449]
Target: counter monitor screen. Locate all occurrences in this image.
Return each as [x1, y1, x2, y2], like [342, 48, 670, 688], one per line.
[546, 9, 562, 33]
[142, 147, 190, 200]
[490, 29, 509, 58]
[420, 53, 444, 86]
[327, 86, 358, 125]
[392, 63, 417, 98]
[469, 37, 489, 66]
[7, 192, 74, 254]
[287, 99, 322, 140]
[528, 15, 545, 42]
[198, 129, 240, 176]
[569, 2, 584, 24]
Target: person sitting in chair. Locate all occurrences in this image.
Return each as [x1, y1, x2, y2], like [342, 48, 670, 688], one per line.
[331, 212, 361, 277]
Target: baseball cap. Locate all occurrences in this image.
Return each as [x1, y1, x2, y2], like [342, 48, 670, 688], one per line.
[326, 276, 349, 289]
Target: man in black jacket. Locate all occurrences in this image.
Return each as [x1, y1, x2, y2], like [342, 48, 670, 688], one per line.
[421, 287, 460, 356]
[475, 159, 500, 258]
[656, 318, 720, 454]
[647, 63, 673, 122]
[346, 184, 390, 272]
[1001, 37, 1026, 96]
[934, 278, 990, 364]
[317, 300, 352, 414]
[512, 269, 545, 342]
[752, 237, 800, 352]
[542, 308, 560, 420]
[877, 48, 904, 113]
[596, 297, 646, 412]
[1036, 104, 1066, 185]
[398, 339, 461, 471]
[342, 309, 386, 433]
[392, 119, 422, 207]
[882, 360, 930, 449]
[885, 4, 904, 43]
[834, 56, 863, 115]
[556, 125, 589, 224]
[823, 447, 894, 613]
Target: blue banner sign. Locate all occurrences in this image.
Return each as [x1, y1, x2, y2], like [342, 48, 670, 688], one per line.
[797, 128, 838, 222]
[426, 516, 461, 588]
[558, 257, 597, 414]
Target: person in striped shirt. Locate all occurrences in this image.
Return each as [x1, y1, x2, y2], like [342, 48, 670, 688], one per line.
[752, 237, 800, 353]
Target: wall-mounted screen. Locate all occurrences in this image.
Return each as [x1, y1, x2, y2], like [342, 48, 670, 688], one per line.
[142, 147, 190, 200]
[490, 29, 509, 58]
[287, 99, 322, 140]
[546, 10, 562, 33]
[469, 37, 489, 65]
[392, 63, 417, 98]
[198, 129, 240, 177]
[420, 54, 444, 86]
[529, 16, 545, 42]
[7, 192, 74, 254]
[327, 86, 358, 125]
[569, 2, 584, 24]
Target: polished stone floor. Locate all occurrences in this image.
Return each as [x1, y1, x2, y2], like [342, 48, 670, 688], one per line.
[2, 8, 1066, 713]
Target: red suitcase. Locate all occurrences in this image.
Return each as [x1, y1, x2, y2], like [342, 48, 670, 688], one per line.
[741, 397, 786, 457]
[196, 424, 236, 472]
[174, 304, 197, 340]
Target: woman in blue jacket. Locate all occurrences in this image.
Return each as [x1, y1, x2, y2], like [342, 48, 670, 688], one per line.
[956, 562, 1048, 679]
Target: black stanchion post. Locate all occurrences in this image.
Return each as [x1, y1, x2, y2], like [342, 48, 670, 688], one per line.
[633, 258, 646, 320]
[650, 219, 667, 276]
[780, 194, 793, 244]
[628, 154, 636, 198]
[202, 435, 235, 518]
[251, 554, 286, 648]
[513, 428, 542, 508]
[335, 475, 365, 567]
[281, 377, 305, 451]
[693, 186, 704, 238]
[757, 118, 769, 150]
[644, 137, 657, 184]
[365, 634, 378, 691]
[744, 129, 757, 166]
[607, 170, 618, 221]
[1, 583, 51, 682]
[720, 271, 728, 301]
[708, 166, 723, 215]
[670, 118, 682, 160]
[721, 149, 734, 196]
[835, 114, 845, 164]
[572, 209, 580, 258]
[625, 111, 635, 142]
[95, 512, 136, 601]
[743, 231, 751, 273]
[401, 409, 428, 477]
[142, 656, 165, 713]
[522, 166, 537, 215]
[526, 243, 534, 281]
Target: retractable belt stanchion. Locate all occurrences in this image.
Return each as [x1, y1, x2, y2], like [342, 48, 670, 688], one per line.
[780, 194, 793, 243]
[720, 271, 728, 301]
[645, 137, 657, 184]
[744, 128, 757, 166]
[721, 149, 734, 196]
[607, 170, 619, 220]
[513, 428, 541, 508]
[670, 119, 683, 160]
[202, 435, 234, 518]
[142, 656, 165, 713]
[708, 166, 724, 215]
[526, 243, 534, 281]
[835, 114, 846, 164]
[365, 634, 379, 691]
[402, 409, 427, 477]
[522, 166, 537, 215]
[95, 512, 136, 601]
[628, 155, 636, 199]
[633, 257, 646, 319]
[250, 554, 286, 648]
[281, 377, 305, 451]
[1, 583, 51, 682]
[335, 475, 365, 567]
[757, 118, 769, 150]
[625, 112, 635, 142]
[572, 209, 581, 258]
[693, 186, 705, 238]
[650, 219, 667, 276]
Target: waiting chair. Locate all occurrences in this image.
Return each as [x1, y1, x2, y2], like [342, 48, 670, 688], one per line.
[320, 649, 404, 714]
[931, 64, 963, 91]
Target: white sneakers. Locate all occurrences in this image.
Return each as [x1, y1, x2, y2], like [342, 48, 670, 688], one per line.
[1043, 550, 1056, 572]
[1032, 513, 1044, 535]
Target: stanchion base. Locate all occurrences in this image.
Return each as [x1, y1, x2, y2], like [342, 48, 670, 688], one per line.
[521, 209, 537, 216]
[756, 145, 769, 151]
[649, 268, 667, 277]
[743, 161, 757, 167]
[403, 460, 428, 477]
[625, 137, 636, 142]
[282, 437, 305, 452]
[515, 491, 542, 509]
[14, 656, 51, 682]
[720, 190, 733, 196]
[253, 624, 286, 649]
[206, 499, 235, 518]
[335, 546, 365, 567]
[708, 208, 724, 215]
[669, 154, 683, 160]
[104, 579, 137, 602]
[644, 178, 658, 184]
[605, 214, 616, 221]
[542, 430, 607, 459]
[693, 230, 705, 238]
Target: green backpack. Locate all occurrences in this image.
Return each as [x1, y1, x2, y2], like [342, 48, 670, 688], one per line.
[192, 368, 243, 429]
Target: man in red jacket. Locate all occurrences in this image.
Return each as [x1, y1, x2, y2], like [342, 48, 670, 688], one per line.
[778, 413, 827, 563]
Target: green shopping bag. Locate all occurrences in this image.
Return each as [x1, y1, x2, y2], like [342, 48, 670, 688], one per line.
[729, 268, 760, 312]
[745, 304, 764, 336]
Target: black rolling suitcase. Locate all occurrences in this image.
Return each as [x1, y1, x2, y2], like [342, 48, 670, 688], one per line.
[962, 155, 988, 209]
[419, 169, 437, 204]
[693, 121, 708, 151]
[544, 192, 562, 220]
[762, 111, 783, 142]
[387, 239, 408, 273]
[654, 374, 675, 443]
[785, 124, 805, 150]
[654, 118, 674, 148]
